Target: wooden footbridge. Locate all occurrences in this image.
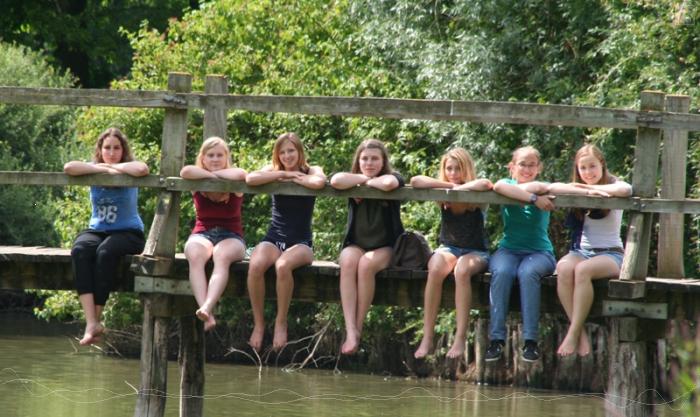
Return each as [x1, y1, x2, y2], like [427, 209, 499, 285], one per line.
[1, 73, 700, 417]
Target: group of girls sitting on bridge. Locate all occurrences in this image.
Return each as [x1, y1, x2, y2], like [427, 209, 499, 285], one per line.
[65, 127, 631, 362]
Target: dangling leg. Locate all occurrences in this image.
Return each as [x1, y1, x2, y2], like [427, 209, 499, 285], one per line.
[447, 253, 487, 359]
[198, 237, 245, 331]
[415, 251, 455, 359]
[555, 253, 583, 356]
[339, 245, 363, 355]
[246, 242, 279, 351]
[354, 247, 393, 344]
[272, 244, 313, 351]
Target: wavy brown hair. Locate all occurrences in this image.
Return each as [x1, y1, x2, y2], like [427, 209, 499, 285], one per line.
[93, 127, 134, 163]
[350, 139, 392, 176]
[572, 144, 614, 220]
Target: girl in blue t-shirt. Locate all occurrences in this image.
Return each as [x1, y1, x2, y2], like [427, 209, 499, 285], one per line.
[486, 146, 556, 363]
[410, 147, 492, 359]
[245, 132, 326, 352]
[330, 139, 404, 355]
[64, 127, 149, 345]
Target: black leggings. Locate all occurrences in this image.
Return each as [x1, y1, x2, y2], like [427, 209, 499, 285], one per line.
[71, 229, 145, 305]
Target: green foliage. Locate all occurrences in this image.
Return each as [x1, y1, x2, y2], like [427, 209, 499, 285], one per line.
[0, 0, 195, 87]
[0, 43, 77, 246]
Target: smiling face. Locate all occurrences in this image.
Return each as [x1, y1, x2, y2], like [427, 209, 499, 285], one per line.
[100, 136, 124, 164]
[277, 139, 300, 171]
[358, 148, 384, 178]
[509, 150, 541, 184]
[576, 153, 604, 185]
[202, 144, 229, 171]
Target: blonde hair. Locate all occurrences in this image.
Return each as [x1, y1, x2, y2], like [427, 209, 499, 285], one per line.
[511, 145, 541, 163]
[196, 136, 231, 170]
[350, 139, 392, 175]
[272, 132, 309, 173]
[439, 147, 476, 184]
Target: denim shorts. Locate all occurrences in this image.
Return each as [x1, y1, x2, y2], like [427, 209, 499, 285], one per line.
[191, 227, 245, 246]
[261, 236, 312, 252]
[435, 245, 490, 263]
[569, 248, 624, 269]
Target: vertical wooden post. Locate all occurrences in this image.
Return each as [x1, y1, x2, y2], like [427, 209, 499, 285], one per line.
[606, 318, 651, 417]
[611, 91, 664, 299]
[657, 95, 690, 278]
[179, 316, 205, 417]
[176, 74, 228, 417]
[135, 72, 191, 417]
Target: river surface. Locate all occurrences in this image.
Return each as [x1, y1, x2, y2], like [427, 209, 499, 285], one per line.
[0, 313, 685, 417]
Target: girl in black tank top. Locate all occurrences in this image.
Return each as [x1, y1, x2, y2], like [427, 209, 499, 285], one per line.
[245, 132, 326, 352]
[410, 147, 493, 360]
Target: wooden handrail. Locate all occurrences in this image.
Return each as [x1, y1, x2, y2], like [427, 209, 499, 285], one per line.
[2, 86, 700, 131]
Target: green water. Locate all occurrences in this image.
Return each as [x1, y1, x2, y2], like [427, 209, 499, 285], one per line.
[0, 313, 684, 417]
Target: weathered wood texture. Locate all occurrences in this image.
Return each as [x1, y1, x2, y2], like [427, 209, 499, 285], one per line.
[203, 75, 228, 140]
[606, 318, 651, 417]
[3, 86, 700, 131]
[658, 95, 691, 277]
[134, 296, 170, 417]
[143, 73, 191, 259]
[618, 91, 665, 288]
[178, 316, 205, 417]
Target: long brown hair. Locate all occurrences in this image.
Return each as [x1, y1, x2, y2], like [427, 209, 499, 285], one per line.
[195, 136, 231, 170]
[350, 139, 392, 176]
[572, 144, 614, 220]
[272, 132, 309, 173]
[93, 127, 134, 163]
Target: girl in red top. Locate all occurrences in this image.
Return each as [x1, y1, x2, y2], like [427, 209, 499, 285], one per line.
[181, 137, 247, 331]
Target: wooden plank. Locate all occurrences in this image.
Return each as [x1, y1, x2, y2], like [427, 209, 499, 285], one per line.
[134, 296, 170, 417]
[144, 73, 191, 259]
[0, 86, 179, 108]
[203, 75, 228, 140]
[658, 95, 691, 278]
[619, 91, 665, 284]
[178, 316, 204, 417]
[4, 86, 700, 131]
[0, 171, 163, 187]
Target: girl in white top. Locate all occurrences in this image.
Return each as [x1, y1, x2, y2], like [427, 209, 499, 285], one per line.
[548, 144, 632, 357]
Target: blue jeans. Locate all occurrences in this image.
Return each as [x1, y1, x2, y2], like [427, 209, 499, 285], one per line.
[488, 247, 556, 342]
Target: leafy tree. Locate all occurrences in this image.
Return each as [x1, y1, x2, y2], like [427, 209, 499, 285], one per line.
[0, 0, 197, 87]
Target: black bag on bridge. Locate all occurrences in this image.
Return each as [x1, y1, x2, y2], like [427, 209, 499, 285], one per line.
[390, 231, 432, 270]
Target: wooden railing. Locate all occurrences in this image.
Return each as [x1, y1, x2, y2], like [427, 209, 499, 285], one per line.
[1, 73, 697, 417]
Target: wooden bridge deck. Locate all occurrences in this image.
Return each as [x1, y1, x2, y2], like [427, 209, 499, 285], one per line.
[2, 245, 697, 320]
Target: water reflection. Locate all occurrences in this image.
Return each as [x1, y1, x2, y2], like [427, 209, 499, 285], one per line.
[0, 313, 683, 417]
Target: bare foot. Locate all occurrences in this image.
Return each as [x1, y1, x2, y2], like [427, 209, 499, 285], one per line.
[272, 322, 288, 351]
[79, 323, 104, 346]
[203, 313, 217, 332]
[577, 331, 591, 356]
[248, 326, 264, 352]
[557, 332, 578, 357]
[446, 338, 466, 359]
[414, 336, 433, 359]
[341, 330, 360, 355]
[195, 307, 210, 323]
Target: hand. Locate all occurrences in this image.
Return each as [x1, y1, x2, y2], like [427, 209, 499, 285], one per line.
[534, 194, 555, 211]
[586, 189, 610, 197]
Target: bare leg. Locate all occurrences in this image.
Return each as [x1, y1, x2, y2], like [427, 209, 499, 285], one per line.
[185, 236, 214, 317]
[447, 254, 486, 359]
[273, 244, 313, 351]
[198, 238, 245, 331]
[354, 247, 393, 343]
[414, 251, 456, 359]
[558, 256, 619, 356]
[339, 246, 363, 355]
[555, 254, 581, 356]
[78, 293, 104, 345]
[246, 242, 280, 351]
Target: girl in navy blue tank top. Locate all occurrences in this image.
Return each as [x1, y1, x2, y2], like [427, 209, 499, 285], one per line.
[64, 127, 149, 345]
[181, 137, 247, 332]
[245, 132, 326, 352]
[410, 148, 493, 359]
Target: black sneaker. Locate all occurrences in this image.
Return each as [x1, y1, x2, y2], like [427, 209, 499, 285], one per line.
[485, 340, 505, 362]
[522, 340, 540, 362]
